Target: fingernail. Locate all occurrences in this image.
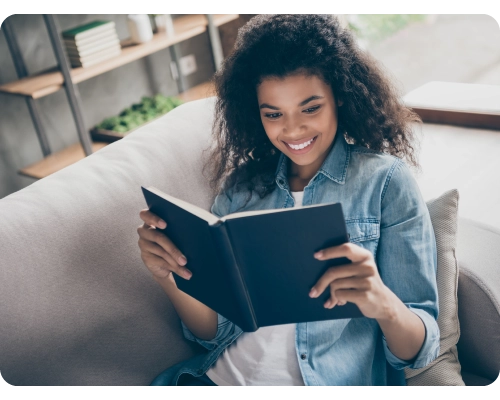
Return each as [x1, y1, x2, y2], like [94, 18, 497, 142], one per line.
[178, 255, 187, 266]
[314, 251, 323, 259]
[158, 220, 167, 229]
[183, 269, 192, 280]
[324, 299, 331, 308]
[309, 288, 318, 298]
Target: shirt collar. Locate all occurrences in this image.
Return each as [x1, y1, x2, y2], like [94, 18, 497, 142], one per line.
[274, 132, 350, 188]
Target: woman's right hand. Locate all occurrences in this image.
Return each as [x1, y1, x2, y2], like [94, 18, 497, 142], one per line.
[137, 208, 192, 284]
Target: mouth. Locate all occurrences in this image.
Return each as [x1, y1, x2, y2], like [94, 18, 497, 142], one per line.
[283, 135, 318, 154]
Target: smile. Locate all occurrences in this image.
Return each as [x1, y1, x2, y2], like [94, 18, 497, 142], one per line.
[283, 135, 318, 152]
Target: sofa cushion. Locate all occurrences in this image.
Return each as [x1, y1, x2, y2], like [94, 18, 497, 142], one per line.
[405, 189, 465, 385]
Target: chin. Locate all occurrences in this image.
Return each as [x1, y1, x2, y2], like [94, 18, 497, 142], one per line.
[290, 154, 314, 163]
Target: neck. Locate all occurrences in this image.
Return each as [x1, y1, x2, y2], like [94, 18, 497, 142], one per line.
[287, 161, 316, 191]
[288, 158, 319, 181]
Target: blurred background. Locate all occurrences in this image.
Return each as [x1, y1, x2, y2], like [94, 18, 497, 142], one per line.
[0, 14, 499, 225]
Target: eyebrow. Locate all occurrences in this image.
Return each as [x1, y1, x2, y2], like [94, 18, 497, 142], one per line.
[259, 95, 325, 110]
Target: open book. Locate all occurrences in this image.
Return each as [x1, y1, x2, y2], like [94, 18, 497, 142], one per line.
[141, 186, 363, 332]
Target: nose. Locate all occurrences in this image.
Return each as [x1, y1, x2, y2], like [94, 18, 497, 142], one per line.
[283, 114, 305, 136]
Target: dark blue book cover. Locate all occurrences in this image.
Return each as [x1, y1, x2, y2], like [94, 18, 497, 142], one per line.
[142, 186, 363, 332]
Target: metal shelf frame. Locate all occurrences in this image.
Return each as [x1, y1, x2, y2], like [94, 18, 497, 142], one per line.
[2, 13, 225, 166]
[2, 17, 52, 156]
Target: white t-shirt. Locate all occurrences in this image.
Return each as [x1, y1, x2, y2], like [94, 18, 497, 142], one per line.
[205, 190, 306, 386]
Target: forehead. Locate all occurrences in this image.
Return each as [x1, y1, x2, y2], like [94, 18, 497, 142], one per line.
[257, 74, 333, 101]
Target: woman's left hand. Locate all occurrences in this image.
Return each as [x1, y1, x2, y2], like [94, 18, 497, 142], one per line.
[309, 242, 395, 320]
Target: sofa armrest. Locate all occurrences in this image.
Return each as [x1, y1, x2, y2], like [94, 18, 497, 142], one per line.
[456, 218, 500, 384]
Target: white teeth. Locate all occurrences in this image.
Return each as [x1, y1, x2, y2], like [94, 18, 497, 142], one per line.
[288, 138, 314, 150]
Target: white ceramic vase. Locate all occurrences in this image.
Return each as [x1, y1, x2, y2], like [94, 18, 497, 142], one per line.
[155, 14, 175, 37]
[127, 14, 153, 44]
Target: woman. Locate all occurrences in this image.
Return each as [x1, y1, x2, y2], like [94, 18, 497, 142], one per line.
[137, 14, 440, 386]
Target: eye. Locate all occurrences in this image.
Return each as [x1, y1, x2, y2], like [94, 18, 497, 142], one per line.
[264, 105, 321, 120]
[265, 112, 281, 120]
[304, 105, 321, 113]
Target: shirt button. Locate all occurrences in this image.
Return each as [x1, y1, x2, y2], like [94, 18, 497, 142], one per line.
[300, 354, 307, 360]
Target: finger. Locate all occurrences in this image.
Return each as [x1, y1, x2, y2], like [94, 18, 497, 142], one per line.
[137, 223, 163, 236]
[141, 252, 173, 279]
[314, 242, 372, 263]
[139, 208, 167, 229]
[142, 252, 192, 280]
[334, 289, 367, 307]
[138, 223, 188, 265]
[324, 277, 369, 308]
[309, 261, 369, 298]
[138, 237, 191, 277]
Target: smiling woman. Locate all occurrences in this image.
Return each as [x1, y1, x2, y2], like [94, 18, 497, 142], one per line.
[143, 14, 440, 386]
[257, 73, 341, 188]
[204, 14, 422, 209]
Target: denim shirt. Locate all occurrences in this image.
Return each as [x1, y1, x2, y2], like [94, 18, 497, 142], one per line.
[151, 132, 440, 386]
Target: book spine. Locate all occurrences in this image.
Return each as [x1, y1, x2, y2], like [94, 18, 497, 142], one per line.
[66, 37, 120, 53]
[68, 46, 121, 62]
[209, 222, 258, 332]
[63, 28, 118, 47]
[63, 21, 115, 40]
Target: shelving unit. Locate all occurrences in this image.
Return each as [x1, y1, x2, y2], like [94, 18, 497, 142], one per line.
[18, 142, 108, 180]
[2, 14, 237, 179]
[0, 15, 236, 99]
[176, 80, 216, 103]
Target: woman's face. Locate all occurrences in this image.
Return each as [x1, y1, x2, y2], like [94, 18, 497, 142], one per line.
[257, 73, 341, 181]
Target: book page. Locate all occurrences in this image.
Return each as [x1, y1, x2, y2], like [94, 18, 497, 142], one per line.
[148, 186, 335, 225]
[221, 202, 333, 221]
[146, 186, 219, 226]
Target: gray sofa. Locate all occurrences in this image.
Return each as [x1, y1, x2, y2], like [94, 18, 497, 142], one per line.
[0, 97, 498, 386]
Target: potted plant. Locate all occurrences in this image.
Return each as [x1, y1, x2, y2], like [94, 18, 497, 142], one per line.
[91, 94, 183, 142]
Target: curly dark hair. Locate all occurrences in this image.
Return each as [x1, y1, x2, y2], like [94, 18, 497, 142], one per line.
[202, 14, 422, 203]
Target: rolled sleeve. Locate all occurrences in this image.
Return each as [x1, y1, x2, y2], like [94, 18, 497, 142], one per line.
[382, 307, 440, 370]
[376, 160, 440, 370]
[181, 313, 239, 351]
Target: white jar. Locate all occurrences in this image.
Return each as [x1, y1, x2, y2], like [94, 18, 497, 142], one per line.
[165, 14, 175, 37]
[155, 14, 175, 38]
[127, 14, 153, 44]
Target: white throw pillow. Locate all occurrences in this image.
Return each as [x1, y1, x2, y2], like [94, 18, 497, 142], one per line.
[405, 189, 465, 385]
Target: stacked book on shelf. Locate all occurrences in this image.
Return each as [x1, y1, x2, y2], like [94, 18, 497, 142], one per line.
[62, 20, 122, 68]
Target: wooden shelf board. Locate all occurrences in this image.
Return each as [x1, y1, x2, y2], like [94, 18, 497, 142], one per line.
[176, 80, 216, 102]
[18, 80, 217, 180]
[19, 142, 108, 179]
[0, 14, 238, 99]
